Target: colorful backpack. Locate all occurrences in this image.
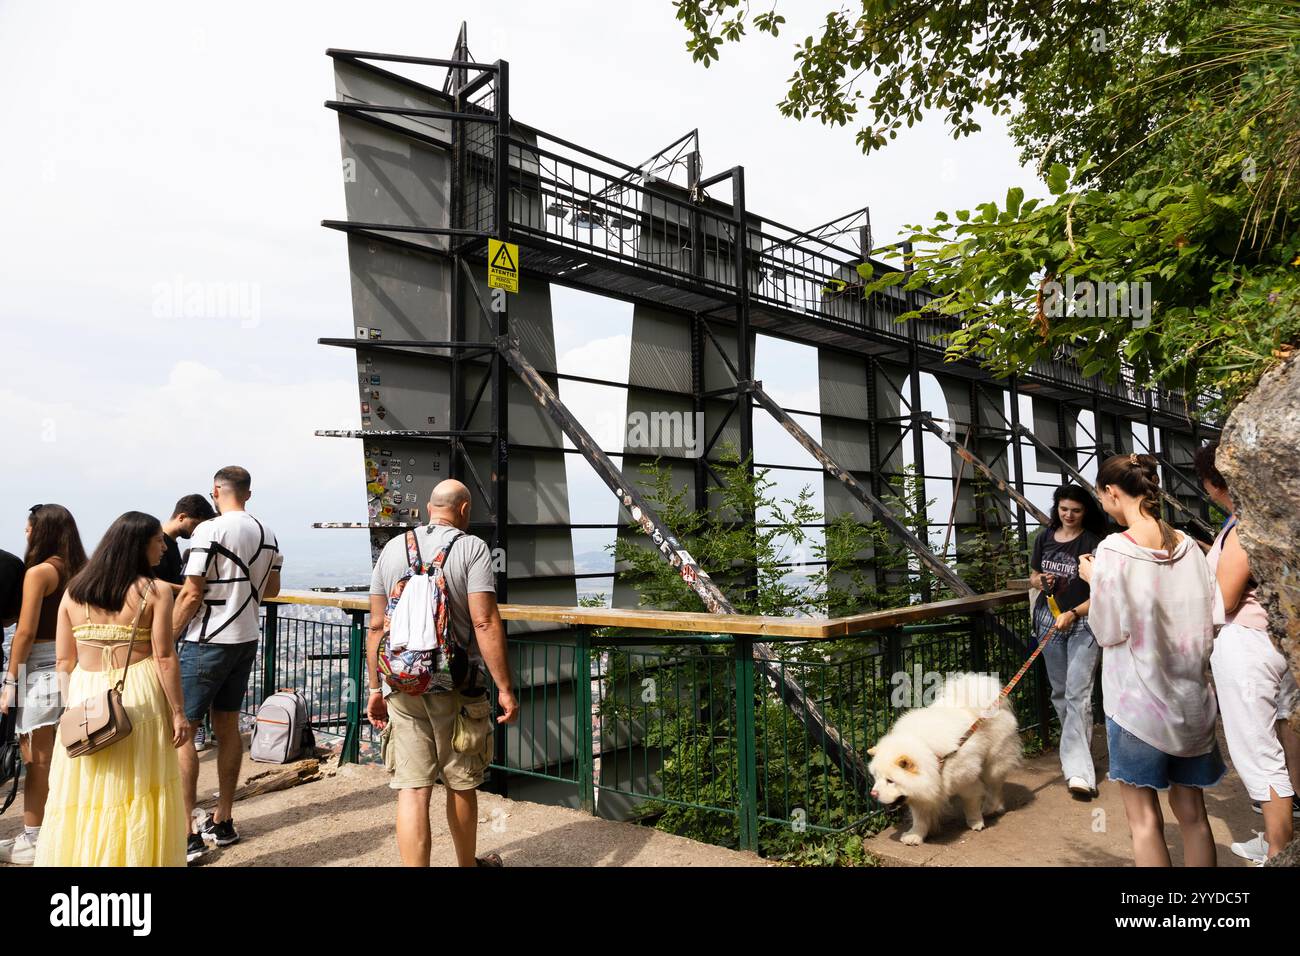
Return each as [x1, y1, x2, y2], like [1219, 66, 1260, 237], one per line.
[377, 529, 463, 695]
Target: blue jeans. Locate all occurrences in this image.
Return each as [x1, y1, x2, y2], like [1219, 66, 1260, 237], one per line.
[179, 640, 257, 722]
[1035, 599, 1100, 787]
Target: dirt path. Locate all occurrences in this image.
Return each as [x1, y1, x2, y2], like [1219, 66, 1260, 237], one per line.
[187, 746, 768, 867]
[863, 724, 1266, 866]
[1, 726, 1270, 867]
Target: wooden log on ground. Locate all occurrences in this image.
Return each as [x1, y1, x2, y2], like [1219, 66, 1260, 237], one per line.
[199, 756, 333, 809]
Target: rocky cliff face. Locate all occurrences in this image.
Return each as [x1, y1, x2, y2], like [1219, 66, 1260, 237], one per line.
[1218, 353, 1300, 734]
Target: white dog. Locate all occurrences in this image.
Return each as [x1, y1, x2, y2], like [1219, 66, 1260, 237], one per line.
[868, 673, 1021, 845]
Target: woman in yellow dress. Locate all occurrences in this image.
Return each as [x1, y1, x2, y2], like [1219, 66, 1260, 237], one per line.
[35, 511, 190, 867]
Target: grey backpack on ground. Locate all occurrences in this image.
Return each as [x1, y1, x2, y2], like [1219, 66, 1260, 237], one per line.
[250, 689, 316, 763]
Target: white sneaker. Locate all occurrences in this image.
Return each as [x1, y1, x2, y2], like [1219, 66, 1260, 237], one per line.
[0, 831, 36, 865]
[1230, 831, 1269, 864]
[1067, 776, 1096, 796]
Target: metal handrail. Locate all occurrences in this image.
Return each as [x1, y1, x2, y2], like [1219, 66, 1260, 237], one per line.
[266, 587, 1027, 638]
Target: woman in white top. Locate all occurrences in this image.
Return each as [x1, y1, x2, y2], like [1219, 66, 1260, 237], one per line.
[1194, 443, 1298, 864]
[1079, 453, 1224, 867]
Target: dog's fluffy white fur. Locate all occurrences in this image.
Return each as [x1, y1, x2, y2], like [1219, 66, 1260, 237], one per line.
[868, 673, 1022, 845]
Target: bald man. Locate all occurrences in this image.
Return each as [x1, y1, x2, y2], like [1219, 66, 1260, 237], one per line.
[366, 479, 518, 867]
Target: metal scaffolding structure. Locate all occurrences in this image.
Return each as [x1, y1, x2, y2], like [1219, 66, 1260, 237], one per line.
[316, 26, 1219, 809]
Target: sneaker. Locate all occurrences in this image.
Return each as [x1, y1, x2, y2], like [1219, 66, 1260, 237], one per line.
[193, 723, 208, 752]
[0, 832, 36, 865]
[186, 833, 209, 863]
[1067, 776, 1097, 798]
[1251, 800, 1300, 818]
[1230, 831, 1269, 864]
[202, 817, 239, 848]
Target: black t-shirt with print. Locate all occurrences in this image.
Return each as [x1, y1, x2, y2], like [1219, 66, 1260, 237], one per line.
[1031, 527, 1102, 613]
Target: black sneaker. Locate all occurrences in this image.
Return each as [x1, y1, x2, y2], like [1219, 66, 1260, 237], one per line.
[202, 817, 239, 847]
[186, 833, 209, 863]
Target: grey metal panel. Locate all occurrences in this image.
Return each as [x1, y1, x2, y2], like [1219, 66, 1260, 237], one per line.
[461, 366, 565, 447]
[461, 264, 558, 373]
[464, 447, 498, 525]
[701, 329, 752, 393]
[333, 60, 455, 145]
[346, 237, 452, 347]
[821, 416, 872, 471]
[1165, 430, 1197, 467]
[353, 350, 451, 432]
[507, 526, 577, 579]
[506, 774, 581, 811]
[823, 476, 874, 523]
[935, 375, 972, 429]
[703, 397, 742, 460]
[1110, 418, 1134, 454]
[875, 360, 906, 418]
[623, 388, 697, 459]
[510, 633, 579, 688]
[507, 449, 572, 525]
[818, 351, 870, 420]
[974, 381, 1008, 430]
[628, 305, 692, 393]
[337, 115, 451, 254]
[1031, 396, 1062, 450]
[502, 681, 578, 770]
[1056, 405, 1081, 474]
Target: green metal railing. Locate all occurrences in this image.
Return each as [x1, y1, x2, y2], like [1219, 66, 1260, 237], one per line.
[247, 595, 1058, 854]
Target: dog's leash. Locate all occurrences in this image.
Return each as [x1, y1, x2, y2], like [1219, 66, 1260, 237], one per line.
[935, 621, 1061, 770]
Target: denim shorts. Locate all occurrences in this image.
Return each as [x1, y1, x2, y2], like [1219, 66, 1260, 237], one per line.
[179, 640, 258, 721]
[1105, 716, 1226, 791]
[15, 640, 62, 735]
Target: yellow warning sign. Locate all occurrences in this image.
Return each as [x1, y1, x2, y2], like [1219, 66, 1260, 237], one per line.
[487, 239, 519, 293]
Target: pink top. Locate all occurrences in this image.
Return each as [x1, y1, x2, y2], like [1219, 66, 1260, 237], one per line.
[1206, 518, 1270, 632]
[1089, 531, 1218, 757]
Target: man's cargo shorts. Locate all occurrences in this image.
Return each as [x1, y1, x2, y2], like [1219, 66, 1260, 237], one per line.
[380, 687, 495, 791]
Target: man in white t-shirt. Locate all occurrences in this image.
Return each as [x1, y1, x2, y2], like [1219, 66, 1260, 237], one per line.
[172, 465, 282, 863]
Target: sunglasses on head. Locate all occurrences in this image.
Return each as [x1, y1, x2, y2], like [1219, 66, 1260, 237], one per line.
[29, 504, 44, 515]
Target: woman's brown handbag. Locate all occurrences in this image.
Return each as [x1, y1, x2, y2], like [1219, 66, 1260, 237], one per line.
[58, 582, 151, 758]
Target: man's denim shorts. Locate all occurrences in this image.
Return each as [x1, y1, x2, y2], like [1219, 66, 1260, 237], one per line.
[179, 640, 258, 721]
[1105, 716, 1226, 791]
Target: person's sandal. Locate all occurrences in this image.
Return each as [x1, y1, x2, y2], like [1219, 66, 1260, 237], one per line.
[476, 852, 503, 867]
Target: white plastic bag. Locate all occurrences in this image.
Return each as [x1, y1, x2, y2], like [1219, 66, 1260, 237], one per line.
[388, 573, 437, 651]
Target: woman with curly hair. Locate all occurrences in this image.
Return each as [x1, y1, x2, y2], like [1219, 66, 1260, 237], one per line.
[1029, 484, 1107, 798]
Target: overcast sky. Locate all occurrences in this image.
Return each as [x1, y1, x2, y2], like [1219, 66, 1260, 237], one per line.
[0, 0, 1081, 587]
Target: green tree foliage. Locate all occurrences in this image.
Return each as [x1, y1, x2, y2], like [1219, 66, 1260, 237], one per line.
[675, 0, 1300, 410]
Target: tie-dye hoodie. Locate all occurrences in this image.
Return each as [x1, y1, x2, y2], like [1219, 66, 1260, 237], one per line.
[1088, 530, 1218, 757]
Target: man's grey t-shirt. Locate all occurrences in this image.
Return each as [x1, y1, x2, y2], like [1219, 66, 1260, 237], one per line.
[369, 523, 497, 691]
